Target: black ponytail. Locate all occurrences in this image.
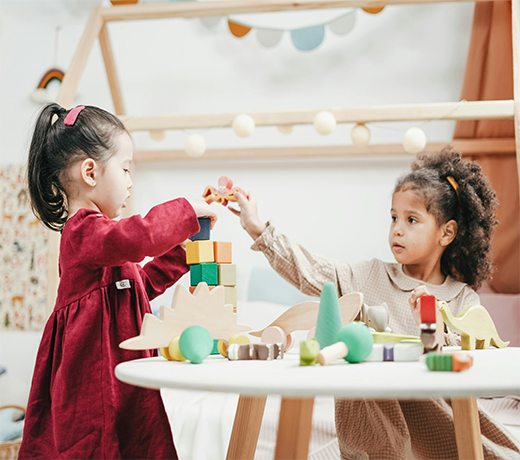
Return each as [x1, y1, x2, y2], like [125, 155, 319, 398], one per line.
[27, 103, 127, 231]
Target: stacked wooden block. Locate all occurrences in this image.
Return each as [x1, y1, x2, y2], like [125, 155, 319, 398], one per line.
[186, 217, 237, 310]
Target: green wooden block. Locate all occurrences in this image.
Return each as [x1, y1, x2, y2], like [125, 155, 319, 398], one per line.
[190, 263, 218, 286]
[426, 352, 453, 371]
[218, 264, 236, 286]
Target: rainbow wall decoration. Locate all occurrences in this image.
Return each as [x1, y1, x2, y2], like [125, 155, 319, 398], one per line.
[31, 68, 65, 104]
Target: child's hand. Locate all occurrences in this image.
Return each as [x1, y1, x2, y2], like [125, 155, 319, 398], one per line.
[409, 285, 430, 326]
[228, 191, 267, 240]
[188, 200, 218, 229]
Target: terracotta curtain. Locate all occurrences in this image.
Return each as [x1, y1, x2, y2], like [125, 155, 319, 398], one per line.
[453, 1, 520, 293]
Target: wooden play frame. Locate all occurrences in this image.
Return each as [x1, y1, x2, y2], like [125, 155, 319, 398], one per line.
[51, 1, 520, 459]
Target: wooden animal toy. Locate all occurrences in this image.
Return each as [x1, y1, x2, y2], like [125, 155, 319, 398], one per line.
[360, 302, 391, 332]
[300, 339, 320, 366]
[438, 301, 509, 350]
[249, 291, 363, 352]
[203, 176, 246, 207]
[317, 322, 374, 366]
[227, 343, 283, 361]
[425, 352, 474, 372]
[365, 343, 423, 362]
[119, 283, 252, 356]
[419, 295, 442, 353]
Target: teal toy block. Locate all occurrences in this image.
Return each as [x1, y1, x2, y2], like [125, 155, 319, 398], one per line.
[218, 264, 236, 286]
[190, 263, 218, 286]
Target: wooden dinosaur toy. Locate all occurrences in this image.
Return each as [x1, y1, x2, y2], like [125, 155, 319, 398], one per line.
[249, 292, 363, 351]
[437, 301, 509, 350]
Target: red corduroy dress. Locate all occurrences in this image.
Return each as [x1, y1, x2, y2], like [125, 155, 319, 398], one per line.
[19, 198, 199, 460]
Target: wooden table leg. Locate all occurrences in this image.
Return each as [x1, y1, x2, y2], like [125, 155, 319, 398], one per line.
[452, 397, 484, 460]
[226, 395, 267, 460]
[274, 397, 314, 460]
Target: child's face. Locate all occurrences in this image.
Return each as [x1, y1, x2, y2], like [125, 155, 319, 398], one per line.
[94, 132, 133, 219]
[389, 189, 444, 267]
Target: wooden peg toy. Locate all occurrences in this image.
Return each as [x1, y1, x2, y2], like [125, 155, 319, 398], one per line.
[227, 343, 284, 361]
[202, 176, 246, 207]
[438, 301, 509, 350]
[318, 322, 374, 365]
[300, 339, 320, 366]
[189, 217, 211, 241]
[419, 295, 442, 353]
[425, 352, 474, 372]
[179, 325, 214, 364]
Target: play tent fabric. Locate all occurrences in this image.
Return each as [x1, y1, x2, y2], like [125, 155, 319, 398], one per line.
[454, 1, 520, 294]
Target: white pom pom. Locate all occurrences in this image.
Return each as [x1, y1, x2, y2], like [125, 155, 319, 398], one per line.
[313, 111, 336, 135]
[232, 114, 255, 138]
[351, 123, 370, 146]
[403, 127, 427, 154]
[185, 134, 206, 158]
[277, 124, 294, 135]
[149, 130, 166, 141]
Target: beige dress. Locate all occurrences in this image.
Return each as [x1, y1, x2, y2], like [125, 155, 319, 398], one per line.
[251, 222, 520, 460]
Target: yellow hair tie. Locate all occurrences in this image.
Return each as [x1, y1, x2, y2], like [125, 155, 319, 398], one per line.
[446, 176, 459, 195]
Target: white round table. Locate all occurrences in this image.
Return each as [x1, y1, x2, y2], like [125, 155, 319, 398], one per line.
[116, 347, 520, 460]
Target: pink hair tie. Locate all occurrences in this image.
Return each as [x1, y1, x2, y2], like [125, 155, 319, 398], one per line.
[64, 106, 85, 126]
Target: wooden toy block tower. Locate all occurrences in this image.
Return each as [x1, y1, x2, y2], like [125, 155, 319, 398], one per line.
[186, 217, 237, 312]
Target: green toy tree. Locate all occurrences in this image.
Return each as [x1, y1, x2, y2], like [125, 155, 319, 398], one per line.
[314, 281, 342, 349]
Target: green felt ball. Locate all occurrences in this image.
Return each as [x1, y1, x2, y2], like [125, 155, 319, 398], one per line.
[179, 325, 214, 364]
[336, 322, 374, 363]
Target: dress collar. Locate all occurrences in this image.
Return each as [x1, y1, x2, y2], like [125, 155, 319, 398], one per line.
[384, 262, 467, 301]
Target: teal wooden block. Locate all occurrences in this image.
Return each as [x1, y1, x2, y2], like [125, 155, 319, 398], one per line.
[218, 264, 236, 286]
[190, 263, 218, 286]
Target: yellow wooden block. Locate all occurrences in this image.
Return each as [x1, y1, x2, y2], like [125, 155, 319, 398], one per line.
[214, 241, 232, 264]
[224, 286, 237, 306]
[186, 240, 214, 265]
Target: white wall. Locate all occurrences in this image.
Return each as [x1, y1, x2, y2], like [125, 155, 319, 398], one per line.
[0, 0, 474, 385]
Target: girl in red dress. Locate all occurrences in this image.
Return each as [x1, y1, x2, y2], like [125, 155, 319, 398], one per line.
[19, 103, 217, 459]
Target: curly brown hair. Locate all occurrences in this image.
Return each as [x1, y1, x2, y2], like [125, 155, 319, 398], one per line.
[394, 148, 498, 290]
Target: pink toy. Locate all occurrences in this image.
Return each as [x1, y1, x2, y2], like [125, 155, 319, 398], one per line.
[203, 176, 246, 207]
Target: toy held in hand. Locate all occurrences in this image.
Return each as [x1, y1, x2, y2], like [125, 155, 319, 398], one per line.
[203, 176, 246, 207]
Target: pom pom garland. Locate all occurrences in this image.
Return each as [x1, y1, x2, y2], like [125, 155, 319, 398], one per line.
[313, 111, 336, 135]
[185, 134, 207, 158]
[232, 114, 255, 138]
[403, 127, 427, 154]
[351, 123, 371, 146]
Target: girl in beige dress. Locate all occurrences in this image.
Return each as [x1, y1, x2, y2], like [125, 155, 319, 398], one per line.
[230, 149, 520, 460]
